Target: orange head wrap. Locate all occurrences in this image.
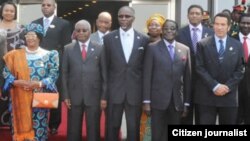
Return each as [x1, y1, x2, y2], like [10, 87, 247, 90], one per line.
[146, 14, 166, 28]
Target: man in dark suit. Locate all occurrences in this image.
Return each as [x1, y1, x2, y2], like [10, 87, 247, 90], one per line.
[176, 4, 213, 125]
[143, 19, 191, 141]
[90, 11, 112, 46]
[195, 12, 244, 124]
[103, 6, 148, 141]
[232, 13, 250, 124]
[32, 0, 72, 134]
[62, 19, 106, 141]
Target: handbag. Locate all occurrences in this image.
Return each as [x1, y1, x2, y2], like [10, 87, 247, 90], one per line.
[32, 92, 59, 109]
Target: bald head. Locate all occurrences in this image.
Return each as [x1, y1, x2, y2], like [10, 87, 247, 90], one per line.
[96, 11, 112, 34]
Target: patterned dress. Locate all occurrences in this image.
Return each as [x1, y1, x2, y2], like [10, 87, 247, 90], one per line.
[6, 23, 25, 51]
[3, 47, 59, 141]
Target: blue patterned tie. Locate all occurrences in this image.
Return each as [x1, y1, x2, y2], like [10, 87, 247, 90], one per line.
[43, 18, 50, 33]
[218, 40, 225, 63]
[192, 28, 198, 53]
[168, 44, 174, 61]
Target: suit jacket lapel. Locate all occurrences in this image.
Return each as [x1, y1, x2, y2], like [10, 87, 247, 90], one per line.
[159, 40, 172, 61]
[73, 42, 83, 63]
[184, 27, 194, 52]
[115, 30, 127, 64]
[208, 37, 221, 65]
[128, 30, 141, 64]
[85, 42, 95, 62]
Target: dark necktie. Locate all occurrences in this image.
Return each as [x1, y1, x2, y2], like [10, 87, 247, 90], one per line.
[168, 44, 174, 61]
[243, 36, 249, 63]
[81, 44, 87, 60]
[192, 28, 198, 53]
[218, 40, 225, 63]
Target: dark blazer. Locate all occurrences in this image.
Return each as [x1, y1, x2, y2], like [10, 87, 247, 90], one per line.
[176, 25, 213, 81]
[32, 16, 72, 55]
[143, 40, 191, 111]
[62, 41, 106, 106]
[194, 36, 244, 107]
[103, 29, 149, 106]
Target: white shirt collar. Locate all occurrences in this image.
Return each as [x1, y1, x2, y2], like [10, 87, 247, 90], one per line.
[78, 39, 90, 50]
[239, 32, 250, 41]
[43, 15, 55, 23]
[119, 27, 134, 36]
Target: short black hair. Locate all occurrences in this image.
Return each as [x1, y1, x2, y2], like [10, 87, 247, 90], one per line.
[239, 13, 250, 23]
[0, 1, 17, 20]
[163, 19, 179, 31]
[188, 4, 204, 15]
[214, 12, 232, 26]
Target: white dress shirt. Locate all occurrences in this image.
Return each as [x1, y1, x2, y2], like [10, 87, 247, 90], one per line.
[120, 27, 134, 63]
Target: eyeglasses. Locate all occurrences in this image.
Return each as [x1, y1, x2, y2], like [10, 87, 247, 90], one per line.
[25, 34, 37, 38]
[118, 15, 133, 19]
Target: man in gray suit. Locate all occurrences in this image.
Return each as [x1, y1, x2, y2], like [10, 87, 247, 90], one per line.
[143, 19, 191, 141]
[195, 12, 244, 124]
[90, 11, 112, 45]
[62, 20, 106, 141]
[103, 6, 149, 141]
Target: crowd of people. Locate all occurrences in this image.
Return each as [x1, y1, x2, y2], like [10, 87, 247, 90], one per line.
[0, 0, 250, 141]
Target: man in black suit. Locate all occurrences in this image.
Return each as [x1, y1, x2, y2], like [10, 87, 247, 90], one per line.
[143, 19, 191, 141]
[32, 0, 72, 134]
[103, 6, 148, 141]
[232, 13, 250, 124]
[195, 12, 244, 124]
[62, 19, 106, 141]
[176, 4, 213, 125]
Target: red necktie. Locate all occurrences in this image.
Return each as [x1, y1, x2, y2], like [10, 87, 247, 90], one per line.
[81, 44, 87, 60]
[243, 36, 249, 62]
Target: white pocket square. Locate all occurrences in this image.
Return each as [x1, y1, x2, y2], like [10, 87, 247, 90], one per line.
[138, 47, 144, 50]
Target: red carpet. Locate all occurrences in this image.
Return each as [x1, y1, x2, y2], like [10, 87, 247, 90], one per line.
[0, 103, 106, 141]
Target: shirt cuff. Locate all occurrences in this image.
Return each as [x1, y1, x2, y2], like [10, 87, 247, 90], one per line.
[143, 100, 151, 103]
[213, 83, 221, 92]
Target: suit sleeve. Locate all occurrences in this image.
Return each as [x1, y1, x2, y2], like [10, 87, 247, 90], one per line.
[100, 47, 107, 100]
[225, 42, 245, 90]
[184, 48, 192, 104]
[195, 41, 220, 90]
[61, 46, 69, 100]
[143, 45, 154, 102]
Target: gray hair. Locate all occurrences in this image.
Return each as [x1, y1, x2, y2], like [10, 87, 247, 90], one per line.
[75, 19, 91, 31]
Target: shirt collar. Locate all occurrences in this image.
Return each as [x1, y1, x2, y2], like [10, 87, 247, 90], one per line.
[163, 39, 176, 48]
[78, 39, 90, 48]
[119, 27, 133, 36]
[189, 23, 202, 32]
[239, 32, 250, 40]
[43, 15, 55, 22]
[214, 35, 227, 44]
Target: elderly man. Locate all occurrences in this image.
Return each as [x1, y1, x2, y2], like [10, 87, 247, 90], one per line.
[62, 19, 106, 141]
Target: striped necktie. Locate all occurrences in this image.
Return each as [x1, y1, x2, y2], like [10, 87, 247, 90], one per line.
[218, 40, 225, 63]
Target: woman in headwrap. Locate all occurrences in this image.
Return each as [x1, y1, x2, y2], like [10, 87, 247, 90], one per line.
[146, 13, 166, 43]
[140, 14, 166, 141]
[2, 23, 59, 141]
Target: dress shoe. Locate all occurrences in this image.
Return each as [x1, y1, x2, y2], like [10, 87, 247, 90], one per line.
[50, 128, 58, 135]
